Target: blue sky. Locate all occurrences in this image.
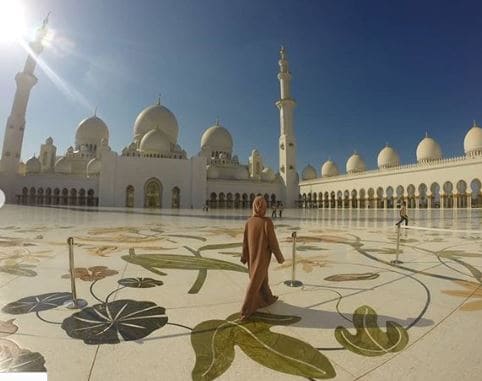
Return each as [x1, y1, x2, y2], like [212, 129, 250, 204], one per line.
[1, 0, 482, 174]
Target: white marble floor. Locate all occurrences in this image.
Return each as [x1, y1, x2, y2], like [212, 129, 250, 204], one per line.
[0, 205, 481, 380]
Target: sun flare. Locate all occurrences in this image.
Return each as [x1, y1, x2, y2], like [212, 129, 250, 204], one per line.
[0, 0, 26, 43]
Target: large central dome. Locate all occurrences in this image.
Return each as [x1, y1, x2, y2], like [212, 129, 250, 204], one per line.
[134, 102, 179, 144]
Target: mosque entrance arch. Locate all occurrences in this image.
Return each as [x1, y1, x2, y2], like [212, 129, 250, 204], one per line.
[144, 178, 162, 208]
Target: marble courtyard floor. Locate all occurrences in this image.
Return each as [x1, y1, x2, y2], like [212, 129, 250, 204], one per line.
[0, 206, 481, 380]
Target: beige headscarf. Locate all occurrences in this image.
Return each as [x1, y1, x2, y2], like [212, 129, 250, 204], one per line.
[252, 196, 267, 217]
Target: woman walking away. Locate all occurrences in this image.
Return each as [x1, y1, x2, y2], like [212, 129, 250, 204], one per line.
[278, 202, 284, 218]
[240, 196, 285, 320]
[271, 202, 277, 218]
[396, 202, 408, 226]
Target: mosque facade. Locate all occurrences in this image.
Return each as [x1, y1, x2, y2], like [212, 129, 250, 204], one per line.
[0, 20, 297, 209]
[2, 19, 482, 211]
[299, 129, 482, 209]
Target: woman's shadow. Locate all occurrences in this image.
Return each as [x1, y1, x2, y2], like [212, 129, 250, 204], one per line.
[263, 300, 434, 329]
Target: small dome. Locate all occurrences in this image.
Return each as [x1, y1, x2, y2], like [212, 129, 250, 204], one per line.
[54, 157, 71, 174]
[139, 128, 171, 154]
[416, 134, 442, 163]
[377, 145, 400, 169]
[26, 156, 41, 174]
[134, 102, 178, 144]
[75, 116, 109, 146]
[261, 167, 275, 181]
[464, 121, 482, 157]
[45, 137, 53, 145]
[207, 165, 220, 179]
[200, 122, 233, 153]
[321, 160, 339, 177]
[301, 164, 317, 180]
[87, 158, 101, 176]
[346, 152, 366, 174]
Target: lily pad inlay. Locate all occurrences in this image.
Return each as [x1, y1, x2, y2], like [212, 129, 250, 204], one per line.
[118, 277, 164, 288]
[61, 299, 168, 344]
[2, 293, 72, 315]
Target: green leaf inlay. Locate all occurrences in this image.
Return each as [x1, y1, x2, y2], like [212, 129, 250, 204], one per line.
[335, 305, 408, 356]
[191, 312, 335, 380]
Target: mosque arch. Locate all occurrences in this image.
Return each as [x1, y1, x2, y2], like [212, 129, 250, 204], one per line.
[430, 182, 440, 208]
[337, 191, 343, 208]
[367, 188, 375, 208]
[263, 193, 270, 207]
[53, 188, 60, 205]
[171, 187, 180, 208]
[324, 192, 329, 208]
[126, 185, 135, 208]
[443, 181, 453, 208]
[234, 193, 241, 208]
[87, 189, 96, 206]
[456, 180, 467, 208]
[226, 192, 233, 208]
[318, 192, 323, 208]
[209, 192, 217, 208]
[470, 179, 482, 207]
[376, 187, 384, 208]
[312, 192, 317, 208]
[242, 193, 248, 208]
[384, 186, 393, 208]
[343, 190, 349, 208]
[359, 188, 366, 208]
[45, 187, 52, 205]
[219, 192, 225, 208]
[144, 178, 162, 208]
[28, 187, 36, 205]
[270, 194, 276, 207]
[70, 188, 78, 206]
[79, 188, 86, 206]
[249, 193, 255, 208]
[418, 183, 428, 208]
[330, 191, 336, 208]
[37, 187, 44, 205]
[350, 189, 357, 208]
[407, 184, 416, 208]
[61, 188, 68, 205]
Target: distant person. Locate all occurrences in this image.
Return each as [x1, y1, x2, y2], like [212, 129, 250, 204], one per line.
[240, 196, 285, 320]
[396, 202, 408, 226]
[278, 202, 284, 218]
[271, 202, 277, 218]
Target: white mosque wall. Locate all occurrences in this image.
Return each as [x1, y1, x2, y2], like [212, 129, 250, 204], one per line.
[207, 179, 284, 208]
[98, 155, 207, 208]
[299, 155, 482, 208]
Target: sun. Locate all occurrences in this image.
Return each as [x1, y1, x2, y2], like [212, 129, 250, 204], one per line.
[0, 0, 26, 43]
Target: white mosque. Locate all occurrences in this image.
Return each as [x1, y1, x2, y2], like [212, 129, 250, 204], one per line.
[1, 18, 481, 210]
[0, 19, 296, 209]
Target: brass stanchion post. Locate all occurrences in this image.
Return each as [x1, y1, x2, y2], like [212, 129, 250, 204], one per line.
[284, 231, 303, 287]
[63, 237, 87, 309]
[391, 225, 403, 264]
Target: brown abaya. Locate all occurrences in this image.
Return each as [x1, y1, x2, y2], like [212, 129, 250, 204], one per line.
[240, 196, 285, 320]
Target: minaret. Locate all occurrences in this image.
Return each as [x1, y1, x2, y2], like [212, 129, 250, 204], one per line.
[1, 15, 49, 174]
[276, 46, 298, 207]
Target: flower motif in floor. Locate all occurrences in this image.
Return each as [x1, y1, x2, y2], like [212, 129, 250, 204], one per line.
[61, 266, 118, 281]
